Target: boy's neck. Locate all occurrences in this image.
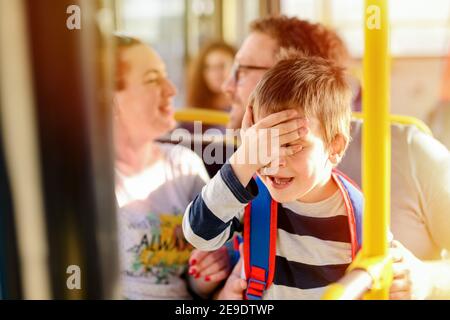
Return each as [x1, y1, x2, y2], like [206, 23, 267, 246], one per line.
[297, 175, 338, 203]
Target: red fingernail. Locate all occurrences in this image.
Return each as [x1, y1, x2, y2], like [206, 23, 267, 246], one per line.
[195, 273, 200, 279]
[190, 259, 197, 266]
[188, 269, 195, 275]
[205, 276, 210, 282]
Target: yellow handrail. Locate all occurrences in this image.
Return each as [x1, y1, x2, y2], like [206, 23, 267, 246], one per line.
[174, 108, 230, 126]
[175, 108, 432, 137]
[353, 112, 433, 136]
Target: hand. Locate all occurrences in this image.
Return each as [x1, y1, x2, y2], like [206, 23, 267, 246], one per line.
[389, 240, 431, 300]
[216, 244, 247, 300]
[230, 105, 309, 186]
[188, 247, 231, 283]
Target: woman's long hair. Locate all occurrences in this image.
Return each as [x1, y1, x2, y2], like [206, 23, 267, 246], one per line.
[186, 41, 236, 109]
[114, 34, 143, 91]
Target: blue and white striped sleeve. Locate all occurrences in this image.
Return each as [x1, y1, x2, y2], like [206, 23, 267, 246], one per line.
[182, 163, 258, 251]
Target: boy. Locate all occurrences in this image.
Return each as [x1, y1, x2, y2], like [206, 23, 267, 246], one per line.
[183, 52, 360, 299]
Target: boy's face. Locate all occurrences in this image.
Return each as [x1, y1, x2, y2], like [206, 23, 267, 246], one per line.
[257, 112, 335, 203]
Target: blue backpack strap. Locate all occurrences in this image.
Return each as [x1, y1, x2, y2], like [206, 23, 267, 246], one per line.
[225, 235, 242, 268]
[333, 171, 364, 256]
[243, 177, 277, 300]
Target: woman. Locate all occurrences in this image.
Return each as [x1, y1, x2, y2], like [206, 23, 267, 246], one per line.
[113, 35, 229, 299]
[186, 41, 236, 111]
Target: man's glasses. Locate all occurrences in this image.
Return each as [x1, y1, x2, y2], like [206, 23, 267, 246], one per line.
[230, 62, 271, 85]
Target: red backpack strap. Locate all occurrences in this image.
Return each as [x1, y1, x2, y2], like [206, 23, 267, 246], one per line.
[243, 178, 278, 300]
[332, 171, 364, 258]
[332, 168, 362, 191]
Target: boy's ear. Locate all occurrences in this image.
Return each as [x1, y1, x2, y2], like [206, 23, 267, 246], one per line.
[328, 134, 347, 165]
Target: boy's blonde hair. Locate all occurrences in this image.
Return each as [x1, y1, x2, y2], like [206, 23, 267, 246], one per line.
[251, 50, 352, 152]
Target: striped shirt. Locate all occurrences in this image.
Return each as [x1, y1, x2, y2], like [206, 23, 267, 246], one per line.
[182, 163, 354, 299]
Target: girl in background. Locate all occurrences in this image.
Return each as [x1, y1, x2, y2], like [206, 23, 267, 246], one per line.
[186, 41, 236, 112]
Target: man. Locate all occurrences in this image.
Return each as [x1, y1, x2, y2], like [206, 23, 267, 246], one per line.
[221, 15, 450, 299]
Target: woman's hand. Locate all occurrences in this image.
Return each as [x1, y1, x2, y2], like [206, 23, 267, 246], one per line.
[187, 246, 232, 298]
[188, 246, 231, 282]
[389, 240, 431, 300]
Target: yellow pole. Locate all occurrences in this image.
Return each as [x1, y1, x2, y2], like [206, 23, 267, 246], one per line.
[362, 0, 391, 299]
[222, 0, 238, 46]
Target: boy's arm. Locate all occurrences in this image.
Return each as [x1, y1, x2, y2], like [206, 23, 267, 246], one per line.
[182, 163, 258, 251]
[183, 107, 306, 251]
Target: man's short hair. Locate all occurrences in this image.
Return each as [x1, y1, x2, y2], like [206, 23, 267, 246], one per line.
[251, 50, 352, 151]
[250, 15, 350, 66]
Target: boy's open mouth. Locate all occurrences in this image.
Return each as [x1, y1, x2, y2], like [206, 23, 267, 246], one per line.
[266, 176, 294, 189]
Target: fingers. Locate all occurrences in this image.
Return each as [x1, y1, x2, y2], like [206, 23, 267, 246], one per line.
[228, 245, 246, 299]
[389, 247, 403, 264]
[389, 291, 412, 300]
[390, 277, 412, 300]
[217, 277, 247, 300]
[199, 254, 228, 275]
[204, 269, 230, 283]
[199, 255, 230, 282]
[279, 144, 304, 157]
[389, 240, 417, 300]
[277, 129, 302, 146]
[251, 113, 309, 150]
[392, 261, 410, 279]
[189, 249, 210, 266]
[258, 143, 303, 176]
[228, 278, 247, 300]
[215, 244, 246, 300]
[270, 118, 309, 137]
[257, 109, 298, 129]
[189, 247, 229, 278]
[391, 251, 411, 299]
[391, 277, 412, 292]
[259, 159, 282, 176]
[241, 105, 254, 131]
